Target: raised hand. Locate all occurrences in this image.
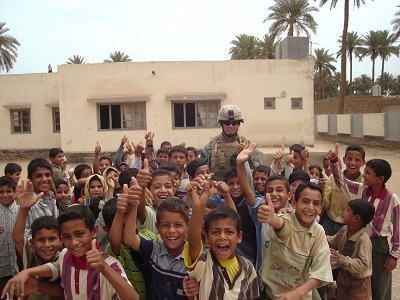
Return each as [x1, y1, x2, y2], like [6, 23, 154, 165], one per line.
[301, 148, 309, 162]
[236, 143, 257, 164]
[120, 135, 128, 147]
[17, 180, 44, 210]
[257, 193, 276, 224]
[106, 173, 115, 189]
[183, 276, 199, 298]
[133, 142, 144, 158]
[274, 145, 285, 165]
[95, 141, 101, 154]
[285, 150, 295, 166]
[144, 132, 154, 146]
[137, 159, 151, 188]
[191, 176, 210, 206]
[116, 184, 129, 215]
[86, 239, 105, 272]
[214, 181, 230, 198]
[127, 177, 142, 207]
[326, 143, 339, 160]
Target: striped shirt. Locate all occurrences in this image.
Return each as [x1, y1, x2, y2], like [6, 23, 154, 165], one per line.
[0, 201, 19, 278]
[25, 191, 59, 239]
[331, 159, 400, 259]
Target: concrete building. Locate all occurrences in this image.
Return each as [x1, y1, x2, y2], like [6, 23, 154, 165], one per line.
[0, 59, 314, 153]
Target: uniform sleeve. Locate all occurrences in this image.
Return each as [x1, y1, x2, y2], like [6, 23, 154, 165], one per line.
[199, 143, 212, 161]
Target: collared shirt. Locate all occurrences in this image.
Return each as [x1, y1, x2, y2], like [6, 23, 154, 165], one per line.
[0, 201, 19, 278]
[130, 237, 188, 300]
[327, 226, 372, 279]
[25, 191, 59, 239]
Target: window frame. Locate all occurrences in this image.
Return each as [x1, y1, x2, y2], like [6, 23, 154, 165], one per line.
[171, 100, 220, 129]
[97, 102, 146, 131]
[264, 97, 276, 110]
[291, 98, 303, 110]
[10, 109, 31, 134]
[52, 107, 61, 133]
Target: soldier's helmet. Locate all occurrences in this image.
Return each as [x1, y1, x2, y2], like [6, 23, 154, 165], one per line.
[217, 105, 244, 124]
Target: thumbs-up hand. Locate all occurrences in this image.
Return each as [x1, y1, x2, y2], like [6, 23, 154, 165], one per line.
[326, 143, 339, 161]
[284, 150, 295, 165]
[257, 193, 276, 224]
[183, 276, 199, 297]
[95, 141, 101, 154]
[237, 143, 256, 164]
[116, 184, 129, 215]
[127, 177, 142, 207]
[237, 137, 248, 154]
[86, 239, 105, 272]
[137, 158, 151, 188]
[274, 145, 285, 165]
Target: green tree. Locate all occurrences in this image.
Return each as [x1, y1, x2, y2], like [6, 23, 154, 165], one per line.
[0, 22, 20, 73]
[257, 34, 281, 59]
[104, 51, 132, 63]
[66, 55, 86, 64]
[375, 30, 399, 94]
[376, 72, 396, 95]
[353, 74, 372, 95]
[360, 30, 381, 85]
[264, 0, 318, 37]
[314, 47, 336, 100]
[317, 0, 368, 113]
[391, 5, 400, 40]
[336, 31, 363, 94]
[229, 34, 260, 60]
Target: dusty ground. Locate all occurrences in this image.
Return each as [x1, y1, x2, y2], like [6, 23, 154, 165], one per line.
[0, 138, 399, 298]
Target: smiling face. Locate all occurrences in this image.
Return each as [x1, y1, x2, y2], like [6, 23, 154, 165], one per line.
[253, 171, 268, 194]
[89, 179, 104, 198]
[194, 164, 210, 178]
[30, 167, 52, 194]
[61, 219, 97, 257]
[226, 177, 243, 200]
[0, 185, 15, 207]
[221, 121, 240, 138]
[156, 211, 187, 258]
[186, 150, 197, 163]
[205, 217, 242, 260]
[293, 187, 322, 228]
[56, 183, 69, 204]
[31, 228, 61, 262]
[343, 150, 365, 177]
[50, 153, 64, 167]
[98, 159, 111, 174]
[362, 165, 383, 188]
[150, 175, 175, 209]
[265, 179, 290, 212]
[169, 171, 181, 191]
[157, 153, 169, 165]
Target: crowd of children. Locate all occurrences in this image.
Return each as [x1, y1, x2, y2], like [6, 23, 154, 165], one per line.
[0, 131, 399, 300]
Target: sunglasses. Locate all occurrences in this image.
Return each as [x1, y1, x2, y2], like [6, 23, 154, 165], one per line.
[222, 120, 240, 126]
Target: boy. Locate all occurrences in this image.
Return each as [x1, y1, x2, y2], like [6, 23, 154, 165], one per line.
[25, 158, 59, 239]
[93, 142, 112, 175]
[258, 182, 332, 299]
[270, 144, 308, 179]
[4, 162, 22, 186]
[288, 170, 310, 206]
[184, 178, 259, 299]
[322, 145, 366, 236]
[49, 148, 65, 183]
[327, 199, 375, 300]
[156, 147, 170, 166]
[2, 204, 138, 300]
[252, 165, 271, 196]
[123, 194, 191, 299]
[327, 144, 399, 300]
[158, 163, 183, 199]
[186, 147, 198, 163]
[0, 176, 19, 295]
[169, 145, 190, 194]
[12, 179, 64, 299]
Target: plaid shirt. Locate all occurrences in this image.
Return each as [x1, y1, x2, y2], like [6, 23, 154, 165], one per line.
[0, 201, 19, 278]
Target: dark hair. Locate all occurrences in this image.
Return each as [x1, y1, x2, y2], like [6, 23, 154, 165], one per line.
[308, 164, 323, 179]
[58, 204, 95, 232]
[159, 163, 182, 177]
[74, 164, 92, 180]
[157, 147, 170, 156]
[266, 175, 290, 192]
[345, 145, 366, 160]
[156, 198, 190, 224]
[289, 144, 305, 154]
[366, 159, 392, 183]
[49, 148, 64, 159]
[4, 163, 22, 175]
[54, 179, 69, 189]
[150, 169, 174, 188]
[0, 176, 16, 189]
[99, 156, 112, 165]
[168, 145, 187, 158]
[348, 199, 375, 227]
[160, 141, 172, 149]
[27, 158, 52, 179]
[102, 199, 117, 229]
[252, 165, 271, 177]
[206, 200, 220, 210]
[31, 216, 60, 240]
[294, 182, 323, 202]
[186, 147, 198, 157]
[204, 205, 242, 233]
[224, 168, 238, 182]
[119, 168, 139, 187]
[186, 159, 208, 178]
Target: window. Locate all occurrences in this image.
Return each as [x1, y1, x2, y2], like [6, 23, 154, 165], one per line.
[11, 109, 31, 133]
[53, 107, 61, 132]
[99, 102, 146, 130]
[291, 98, 303, 109]
[264, 98, 276, 110]
[172, 101, 219, 128]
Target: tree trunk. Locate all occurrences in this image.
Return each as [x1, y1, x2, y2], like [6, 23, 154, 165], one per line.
[318, 66, 323, 100]
[289, 23, 294, 36]
[349, 51, 353, 94]
[381, 57, 385, 95]
[338, 0, 349, 114]
[372, 57, 375, 85]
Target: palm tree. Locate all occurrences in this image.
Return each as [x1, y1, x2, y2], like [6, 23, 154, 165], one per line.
[229, 34, 260, 60]
[257, 34, 281, 59]
[0, 22, 20, 73]
[317, 0, 367, 113]
[66, 55, 85, 64]
[353, 74, 372, 95]
[375, 30, 399, 94]
[264, 0, 319, 38]
[391, 5, 400, 40]
[314, 48, 337, 100]
[103, 51, 132, 63]
[376, 72, 396, 95]
[360, 30, 380, 85]
[336, 31, 363, 94]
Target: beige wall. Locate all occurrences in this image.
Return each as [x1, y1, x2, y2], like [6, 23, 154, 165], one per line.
[1, 59, 314, 152]
[317, 114, 328, 133]
[337, 114, 351, 135]
[364, 113, 385, 137]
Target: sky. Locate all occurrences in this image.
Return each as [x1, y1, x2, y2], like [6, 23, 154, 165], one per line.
[1, 0, 399, 79]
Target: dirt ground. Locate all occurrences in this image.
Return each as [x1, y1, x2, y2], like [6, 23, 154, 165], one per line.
[0, 138, 399, 299]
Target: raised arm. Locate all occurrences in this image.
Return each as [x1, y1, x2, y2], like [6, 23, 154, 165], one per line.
[236, 143, 257, 206]
[109, 184, 129, 255]
[136, 159, 151, 223]
[93, 142, 101, 175]
[270, 145, 284, 175]
[144, 132, 157, 164]
[114, 135, 128, 168]
[214, 181, 236, 212]
[257, 193, 284, 230]
[13, 180, 44, 257]
[122, 181, 142, 252]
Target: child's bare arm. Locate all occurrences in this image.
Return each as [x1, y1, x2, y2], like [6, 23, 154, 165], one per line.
[136, 159, 151, 223]
[13, 180, 44, 257]
[123, 182, 142, 252]
[276, 278, 320, 300]
[236, 143, 257, 206]
[257, 193, 284, 229]
[93, 141, 101, 174]
[188, 177, 210, 262]
[106, 173, 115, 200]
[109, 184, 129, 255]
[214, 181, 236, 212]
[144, 132, 157, 164]
[271, 145, 285, 174]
